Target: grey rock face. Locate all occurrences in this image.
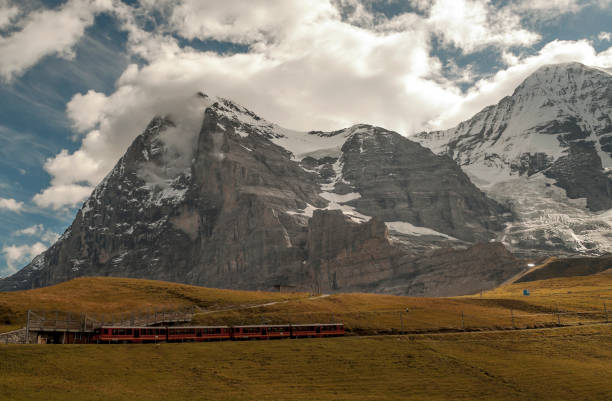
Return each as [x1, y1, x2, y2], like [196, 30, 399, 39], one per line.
[337, 126, 508, 242]
[376, 242, 523, 297]
[1, 97, 516, 296]
[544, 142, 612, 211]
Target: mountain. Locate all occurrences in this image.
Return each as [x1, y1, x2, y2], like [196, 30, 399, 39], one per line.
[0, 95, 519, 295]
[415, 62, 612, 256]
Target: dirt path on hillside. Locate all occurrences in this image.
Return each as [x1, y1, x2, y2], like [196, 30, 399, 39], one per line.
[195, 293, 330, 315]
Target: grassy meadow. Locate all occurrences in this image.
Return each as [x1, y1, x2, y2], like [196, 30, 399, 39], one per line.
[0, 325, 610, 401]
[0, 277, 307, 333]
[190, 269, 612, 332]
[0, 270, 610, 400]
[1, 270, 610, 334]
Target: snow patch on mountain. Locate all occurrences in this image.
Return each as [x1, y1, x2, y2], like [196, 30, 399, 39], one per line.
[271, 126, 374, 161]
[385, 221, 458, 240]
[489, 173, 612, 255]
[288, 156, 370, 223]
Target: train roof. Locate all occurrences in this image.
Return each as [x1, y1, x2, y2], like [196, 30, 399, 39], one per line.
[100, 326, 169, 329]
[99, 325, 229, 329]
[234, 323, 343, 328]
[98, 323, 343, 329]
[167, 326, 230, 329]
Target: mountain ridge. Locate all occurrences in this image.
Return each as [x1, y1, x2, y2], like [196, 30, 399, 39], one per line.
[0, 94, 518, 294]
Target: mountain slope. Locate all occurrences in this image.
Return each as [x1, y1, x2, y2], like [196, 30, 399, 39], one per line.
[415, 62, 612, 256]
[1, 95, 516, 294]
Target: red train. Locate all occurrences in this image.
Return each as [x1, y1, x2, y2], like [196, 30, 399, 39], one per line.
[92, 323, 344, 343]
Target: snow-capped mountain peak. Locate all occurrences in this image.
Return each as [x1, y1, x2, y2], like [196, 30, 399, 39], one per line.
[415, 62, 612, 256]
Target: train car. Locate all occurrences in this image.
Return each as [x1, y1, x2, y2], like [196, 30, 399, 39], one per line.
[92, 323, 344, 343]
[291, 323, 344, 338]
[264, 325, 292, 340]
[93, 326, 167, 343]
[167, 326, 230, 342]
[231, 325, 291, 340]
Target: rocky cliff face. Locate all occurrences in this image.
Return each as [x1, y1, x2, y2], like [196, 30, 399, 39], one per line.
[1, 95, 518, 295]
[415, 62, 612, 256]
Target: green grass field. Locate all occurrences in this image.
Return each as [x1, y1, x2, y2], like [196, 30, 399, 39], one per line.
[1, 325, 610, 401]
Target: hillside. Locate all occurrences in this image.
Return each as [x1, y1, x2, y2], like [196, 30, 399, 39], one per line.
[0, 277, 306, 333]
[515, 256, 611, 283]
[1, 325, 610, 401]
[2, 275, 610, 335]
[1, 275, 610, 400]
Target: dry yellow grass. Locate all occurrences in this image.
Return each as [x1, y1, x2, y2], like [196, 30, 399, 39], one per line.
[480, 269, 612, 310]
[1, 275, 610, 400]
[191, 272, 612, 332]
[1, 271, 610, 335]
[0, 325, 610, 401]
[0, 277, 307, 333]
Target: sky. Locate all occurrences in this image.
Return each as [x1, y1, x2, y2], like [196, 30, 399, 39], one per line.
[1, 0, 612, 277]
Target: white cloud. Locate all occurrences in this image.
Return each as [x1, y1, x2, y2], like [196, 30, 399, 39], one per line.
[66, 89, 109, 133]
[41, 230, 60, 245]
[1, 242, 47, 274]
[511, 0, 612, 21]
[0, 197, 24, 212]
[0, 0, 113, 81]
[501, 51, 521, 66]
[13, 223, 59, 245]
[599, 31, 612, 42]
[425, 0, 541, 52]
[13, 223, 58, 243]
[35, 1, 461, 208]
[513, 0, 583, 14]
[166, 0, 337, 45]
[32, 0, 612, 209]
[431, 40, 612, 129]
[14, 224, 44, 236]
[33, 183, 94, 210]
[0, 0, 19, 29]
